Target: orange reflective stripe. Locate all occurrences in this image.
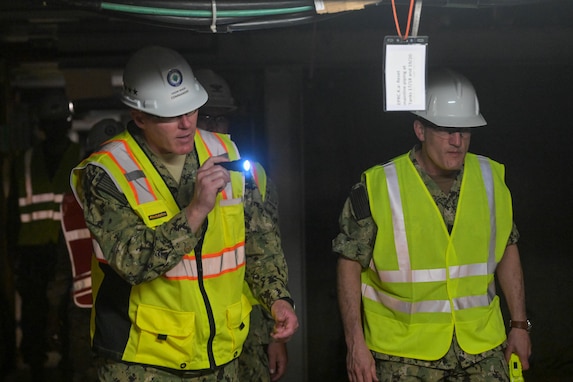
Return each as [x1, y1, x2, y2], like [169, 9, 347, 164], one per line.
[195, 129, 212, 155]
[252, 166, 260, 189]
[165, 244, 245, 280]
[105, 139, 158, 205]
[195, 129, 219, 200]
[213, 133, 232, 153]
[194, 129, 237, 200]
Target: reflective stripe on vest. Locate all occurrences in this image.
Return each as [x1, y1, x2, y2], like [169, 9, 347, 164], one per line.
[18, 142, 81, 246]
[60, 193, 93, 308]
[98, 139, 157, 205]
[363, 155, 498, 313]
[18, 149, 64, 223]
[195, 129, 238, 201]
[249, 162, 267, 202]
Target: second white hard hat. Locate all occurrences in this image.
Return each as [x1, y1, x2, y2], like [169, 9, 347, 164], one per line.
[412, 68, 486, 128]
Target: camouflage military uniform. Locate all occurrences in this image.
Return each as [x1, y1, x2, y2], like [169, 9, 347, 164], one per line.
[97, 358, 240, 382]
[238, 306, 275, 382]
[332, 146, 518, 380]
[239, 178, 284, 382]
[80, 124, 291, 380]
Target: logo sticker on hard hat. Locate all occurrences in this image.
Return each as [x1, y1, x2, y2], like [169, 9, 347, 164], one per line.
[167, 69, 183, 87]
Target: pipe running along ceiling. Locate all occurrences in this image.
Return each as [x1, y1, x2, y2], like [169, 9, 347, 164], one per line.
[58, 0, 548, 33]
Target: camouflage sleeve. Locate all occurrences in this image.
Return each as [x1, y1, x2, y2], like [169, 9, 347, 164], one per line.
[332, 183, 377, 269]
[508, 222, 520, 245]
[81, 165, 202, 285]
[243, 177, 290, 311]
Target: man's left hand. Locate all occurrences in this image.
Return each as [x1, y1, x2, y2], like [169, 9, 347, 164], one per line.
[505, 328, 532, 370]
[270, 299, 298, 342]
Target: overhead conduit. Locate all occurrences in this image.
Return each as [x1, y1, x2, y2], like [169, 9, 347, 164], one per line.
[61, 0, 323, 32]
[60, 0, 547, 32]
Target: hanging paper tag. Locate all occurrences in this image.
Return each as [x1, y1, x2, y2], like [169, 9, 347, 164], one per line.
[383, 36, 428, 111]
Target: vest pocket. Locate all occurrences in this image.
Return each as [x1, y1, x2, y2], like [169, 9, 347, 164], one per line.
[225, 295, 252, 354]
[133, 304, 196, 368]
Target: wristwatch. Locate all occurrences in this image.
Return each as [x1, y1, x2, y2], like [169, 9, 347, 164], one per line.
[509, 319, 532, 333]
[280, 297, 296, 311]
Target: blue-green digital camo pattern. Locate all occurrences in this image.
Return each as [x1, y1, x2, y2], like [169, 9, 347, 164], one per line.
[97, 358, 240, 382]
[238, 305, 274, 382]
[239, 177, 284, 382]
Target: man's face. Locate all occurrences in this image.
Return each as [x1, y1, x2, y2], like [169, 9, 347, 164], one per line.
[196, 107, 230, 134]
[414, 120, 472, 174]
[132, 109, 198, 155]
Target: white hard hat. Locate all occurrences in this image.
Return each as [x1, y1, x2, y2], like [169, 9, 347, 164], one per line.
[412, 68, 486, 128]
[120, 46, 208, 118]
[194, 69, 237, 112]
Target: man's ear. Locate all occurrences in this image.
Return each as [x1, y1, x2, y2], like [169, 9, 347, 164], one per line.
[413, 120, 426, 142]
[131, 110, 145, 129]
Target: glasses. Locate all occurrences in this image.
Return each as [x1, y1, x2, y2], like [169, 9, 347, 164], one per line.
[145, 109, 197, 124]
[198, 114, 229, 124]
[425, 124, 472, 138]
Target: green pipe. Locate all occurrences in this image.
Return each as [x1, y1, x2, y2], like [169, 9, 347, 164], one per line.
[101, 2, 314, 17]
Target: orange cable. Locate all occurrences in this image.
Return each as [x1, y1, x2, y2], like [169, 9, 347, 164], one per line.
[391, 0, 415, 40]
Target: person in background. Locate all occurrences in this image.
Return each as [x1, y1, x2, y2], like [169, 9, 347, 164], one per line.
[8, 89, 81, 381]
[195, 69, 289, 381]
[71, 46, 298, 381]
[55, 118, 125, 382]
[333, 68, 531, 382]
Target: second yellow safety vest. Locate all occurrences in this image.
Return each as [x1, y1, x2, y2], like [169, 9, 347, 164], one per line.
[361, 153, 512, 360]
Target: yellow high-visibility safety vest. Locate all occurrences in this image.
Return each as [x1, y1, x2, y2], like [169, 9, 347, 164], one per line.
[16, 143, 81, 245]
[361, 153, 512, 360]
[71, 129, 252, 371]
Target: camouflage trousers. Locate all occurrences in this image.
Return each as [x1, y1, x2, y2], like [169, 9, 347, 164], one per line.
[373, 347, 509, 382]
[238, 305, 271, 382]
[97, 358, 239, 382]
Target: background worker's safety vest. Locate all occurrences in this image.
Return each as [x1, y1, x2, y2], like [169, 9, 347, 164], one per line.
[60, 192, 94, 308]
[361, 153, 512, 360]
[16, 143, 80, 246]
[71, 129, 251, 371]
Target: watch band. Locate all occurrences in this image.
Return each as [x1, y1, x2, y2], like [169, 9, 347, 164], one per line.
[509, 319, 532, 332]
[279, 297, 296, 311]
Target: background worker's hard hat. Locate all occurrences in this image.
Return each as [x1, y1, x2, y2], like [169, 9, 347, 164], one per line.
[85, 118, 125, 153]
[120, 46, 208, 117]
[38, 89, 73, 122]
[194, 69, 237, 113]
[412, 68, 487, 128]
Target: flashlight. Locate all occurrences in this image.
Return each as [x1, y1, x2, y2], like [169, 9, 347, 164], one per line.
[509, 354, 524, 382]
[219, 159, 251, 172]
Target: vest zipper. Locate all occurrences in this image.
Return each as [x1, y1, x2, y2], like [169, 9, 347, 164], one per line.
[195, 219, 217, 370]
